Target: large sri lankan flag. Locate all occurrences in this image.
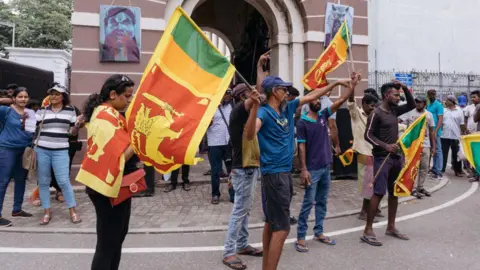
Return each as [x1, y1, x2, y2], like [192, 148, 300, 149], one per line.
[126, 7, 235, 173]
[394, 113, 427, 196]
[461, 134, 480, 174]
[302, 19, 350, 90]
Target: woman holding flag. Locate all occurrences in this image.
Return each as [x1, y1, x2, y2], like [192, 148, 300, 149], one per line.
[77, 74, 139, 270]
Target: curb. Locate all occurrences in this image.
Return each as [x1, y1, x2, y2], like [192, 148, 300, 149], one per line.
[1, 177, 450, 235]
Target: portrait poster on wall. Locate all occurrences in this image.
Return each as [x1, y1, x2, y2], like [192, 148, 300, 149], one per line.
[324, 3, 354, 48]
[100, 5, 141, 62]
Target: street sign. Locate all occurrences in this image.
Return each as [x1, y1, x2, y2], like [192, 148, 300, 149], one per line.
[395, 73, 413, 87]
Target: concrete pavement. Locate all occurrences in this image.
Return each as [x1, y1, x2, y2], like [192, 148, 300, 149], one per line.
[0, 173, 477, 270]
[1, 174, 446, 233]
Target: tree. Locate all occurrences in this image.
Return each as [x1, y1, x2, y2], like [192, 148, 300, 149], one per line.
[0, 1, 15, 53]
[10, 0, 72, 50]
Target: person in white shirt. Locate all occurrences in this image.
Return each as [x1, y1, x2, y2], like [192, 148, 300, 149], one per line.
[441, 95, 466, 177]
[207, 90, 233, 204]
[399, 96, 436, 199]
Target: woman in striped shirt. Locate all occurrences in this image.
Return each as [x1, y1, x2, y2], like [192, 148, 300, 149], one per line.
[36, 85, 83, 225]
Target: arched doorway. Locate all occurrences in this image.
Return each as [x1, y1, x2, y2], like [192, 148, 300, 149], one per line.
[164, 0, 306, 92]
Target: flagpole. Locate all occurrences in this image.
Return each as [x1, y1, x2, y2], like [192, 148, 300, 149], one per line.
[234, 69, 256, 90]
[345, 19, 355, 72]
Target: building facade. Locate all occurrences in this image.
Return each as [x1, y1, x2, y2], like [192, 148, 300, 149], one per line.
[71, 0, 369, 108]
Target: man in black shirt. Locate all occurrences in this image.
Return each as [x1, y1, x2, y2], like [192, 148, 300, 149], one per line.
[362, 81, 415, 246]
[222, 83, 263, 270]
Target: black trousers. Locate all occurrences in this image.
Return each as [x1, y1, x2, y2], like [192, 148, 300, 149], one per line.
[51, 148, 77, 191]
[170, 165, 190, 186]
[441, 138, 462, 173]
[143, 165, 155, 193]
[88, 192, 131, 270]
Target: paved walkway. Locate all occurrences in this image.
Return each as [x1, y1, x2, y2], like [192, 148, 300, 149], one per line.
[1, 173, 447, 233]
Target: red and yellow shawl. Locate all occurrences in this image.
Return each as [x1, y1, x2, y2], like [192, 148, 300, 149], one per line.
[76, 104, 130, 198]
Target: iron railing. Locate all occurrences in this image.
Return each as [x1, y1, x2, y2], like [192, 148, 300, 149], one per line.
[368, 70, 480, 98]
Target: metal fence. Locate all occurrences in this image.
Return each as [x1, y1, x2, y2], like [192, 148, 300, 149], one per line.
[368, 70, 480, 98]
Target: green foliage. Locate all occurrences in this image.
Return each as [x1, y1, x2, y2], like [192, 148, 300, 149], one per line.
[0, 0, 72, 52]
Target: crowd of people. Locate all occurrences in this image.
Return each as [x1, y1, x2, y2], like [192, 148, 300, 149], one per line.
[1, 53, 480, 270]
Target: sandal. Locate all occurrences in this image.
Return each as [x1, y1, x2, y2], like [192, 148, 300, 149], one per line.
[314, 235, 336, 246]
[32, 200, 41, 207]
[385, 229, 409, 240]
[71, 213, 82, 224]
[55, 192, 65, 203]
[237, 245, 263, 257]
[40, 214, 52, 225]
[222, 258, 246, 270]
[294, 241, 309, 253]
[360, 234, 382, 246]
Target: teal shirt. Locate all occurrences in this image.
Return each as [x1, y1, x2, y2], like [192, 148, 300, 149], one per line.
[427, 100, 444, 136]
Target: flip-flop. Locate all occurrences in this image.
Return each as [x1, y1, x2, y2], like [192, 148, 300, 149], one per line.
[386, 230, 409, 240]
[222, 258, 247, 270]
[314, 236, 336, 246]
[294, 241, 309, 253]
[237, 245, 263, 257]
[360, 234, 382, 246]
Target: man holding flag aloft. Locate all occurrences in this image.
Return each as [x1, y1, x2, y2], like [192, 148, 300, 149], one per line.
[362, 81, 415, 246]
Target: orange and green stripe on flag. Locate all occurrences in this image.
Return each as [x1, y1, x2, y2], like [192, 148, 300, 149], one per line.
[394, 113, 427, 196]
[302, 19, 350, 90]
[461, 134, 480, 174]
[126, 7, 235, 174]
[339, 148, 354, 167]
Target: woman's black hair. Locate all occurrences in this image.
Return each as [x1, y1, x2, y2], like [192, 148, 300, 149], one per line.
[12, 87, 29, 97]
[83, 74, 134, 122]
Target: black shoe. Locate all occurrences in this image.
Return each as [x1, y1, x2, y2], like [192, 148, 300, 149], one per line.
[411, 190, 424, 199]
[182, 183, 191, 191]
[290, 216, 298, 225]
[164, 184, 177, 193]
[12, 210, 33, 217]
[418, 188, 431, 197]
[0, 217, 12, 227]
[203, 170, 211, 176]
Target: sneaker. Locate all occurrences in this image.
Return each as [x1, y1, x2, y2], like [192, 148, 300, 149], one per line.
[290, 216, 298, 225]
[411, 190, 424, 199]
[418, 188, 431, 197]
[0, 217, 12, 227]
[12, 210, 33, 217]
[182, 183, 191, 191]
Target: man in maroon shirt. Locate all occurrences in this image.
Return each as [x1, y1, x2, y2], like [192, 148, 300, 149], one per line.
[361, 81, 415, 246]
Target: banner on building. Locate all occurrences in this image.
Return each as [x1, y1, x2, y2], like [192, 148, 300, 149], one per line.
[324, 3, 354, 48]
[100, 5, 141, 62]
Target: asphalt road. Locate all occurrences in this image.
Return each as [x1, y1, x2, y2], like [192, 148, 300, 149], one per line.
[0, 176, 478, 270]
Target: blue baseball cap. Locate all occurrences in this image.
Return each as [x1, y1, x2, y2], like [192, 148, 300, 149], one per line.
[261, 76, 292, 92]
[457, 95, 467, 107]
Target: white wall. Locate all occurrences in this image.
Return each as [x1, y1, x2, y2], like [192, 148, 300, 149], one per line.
[369, 0, 480, 73]
[6, 48, 72, 87]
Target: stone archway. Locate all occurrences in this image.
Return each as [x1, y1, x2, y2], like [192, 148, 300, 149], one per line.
[164, 0, 306, 92]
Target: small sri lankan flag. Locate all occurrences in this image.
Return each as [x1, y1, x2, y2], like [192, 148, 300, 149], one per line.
[394, 113, 427, 197]
[126, 7, 235, 174]
[302, 19, 350, 90]
[339, 148, 354, 167]
[461, 134, 480, 174]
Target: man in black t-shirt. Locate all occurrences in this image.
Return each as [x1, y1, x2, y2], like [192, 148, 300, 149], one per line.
[222, 83, 263, 269]
[362, 81, 415, 246]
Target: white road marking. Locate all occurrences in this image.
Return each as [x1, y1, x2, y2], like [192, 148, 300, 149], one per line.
[0, 183, 477, 254]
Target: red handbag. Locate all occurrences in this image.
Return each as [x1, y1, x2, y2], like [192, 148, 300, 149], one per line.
[110, 169, 147, 206]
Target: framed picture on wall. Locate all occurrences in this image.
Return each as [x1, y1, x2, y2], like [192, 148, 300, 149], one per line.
[324, 3, 354, 48]
[100, 5, 141, 62]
